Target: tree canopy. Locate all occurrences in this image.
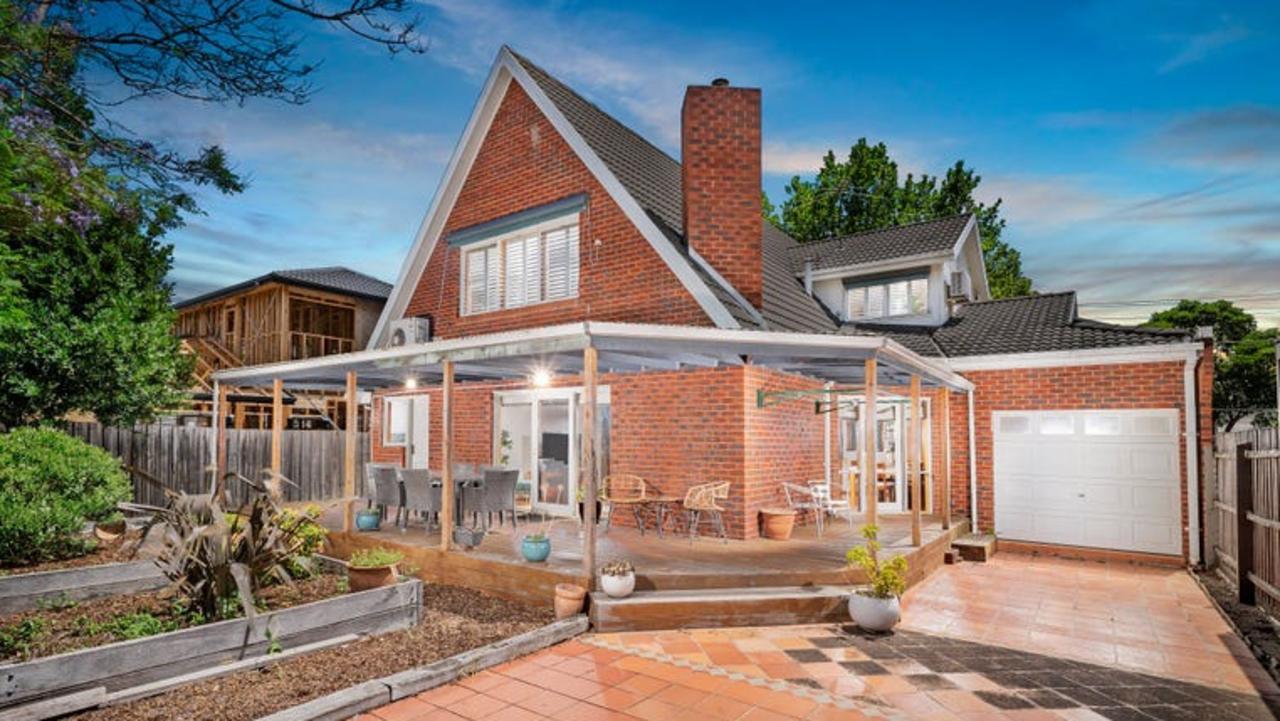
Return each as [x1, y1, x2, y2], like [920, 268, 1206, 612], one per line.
[1147, 299, 1277, 431]
[764, 138, 1034, 299]
[0, 1, 422, 427]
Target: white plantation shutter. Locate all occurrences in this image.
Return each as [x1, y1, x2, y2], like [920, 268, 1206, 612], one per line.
[887, 280, 910, 316]
[503, 235, 542, 308]
[465, 246, 488, 314]
[485, 245, 501, 310]
[542, 225, 579, 301]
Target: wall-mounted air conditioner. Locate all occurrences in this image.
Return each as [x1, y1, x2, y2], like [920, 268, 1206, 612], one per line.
[948, 271, 970, 300]
[387, 317, 431, 348]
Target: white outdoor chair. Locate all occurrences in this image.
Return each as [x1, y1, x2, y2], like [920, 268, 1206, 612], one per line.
[807, 479, 855, 532]
[782, 482, 825, 537]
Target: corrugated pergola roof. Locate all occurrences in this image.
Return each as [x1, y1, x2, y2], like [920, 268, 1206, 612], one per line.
[213, 322, 974, 392]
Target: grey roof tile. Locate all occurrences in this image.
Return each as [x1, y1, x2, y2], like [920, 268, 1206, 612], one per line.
[930, 292, 1188, 356]
[787, 214, 973, 272]
[174, 267, 392, 309]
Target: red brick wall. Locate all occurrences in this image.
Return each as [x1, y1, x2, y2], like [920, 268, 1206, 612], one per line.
[742, 368, 827, 539]
[681, 84, 763, 308]
[402, 82, 712, 338]
[958, 361, 1192, 557]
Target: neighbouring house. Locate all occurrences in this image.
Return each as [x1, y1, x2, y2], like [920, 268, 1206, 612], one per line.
[215, 47, 1213, 564]
[175, 267, 391, 429]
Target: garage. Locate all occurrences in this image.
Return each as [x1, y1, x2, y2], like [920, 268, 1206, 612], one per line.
[993, 409, 1182, 556]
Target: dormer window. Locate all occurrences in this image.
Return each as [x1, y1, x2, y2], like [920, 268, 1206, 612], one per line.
[846, 274, 928, 321]
[450, 195, 585, 316]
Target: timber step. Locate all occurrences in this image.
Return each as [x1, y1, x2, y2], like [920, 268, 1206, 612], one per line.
[951, 533, 997, 562]
[589, 585, 848, 632]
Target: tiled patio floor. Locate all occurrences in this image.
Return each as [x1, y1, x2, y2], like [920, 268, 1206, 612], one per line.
[362, 555, 1280, 721]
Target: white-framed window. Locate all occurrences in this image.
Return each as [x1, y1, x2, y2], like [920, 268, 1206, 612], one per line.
[383, 397, 411, 446]
[846, 275, 928, 321]
[460, 219, 580, 315]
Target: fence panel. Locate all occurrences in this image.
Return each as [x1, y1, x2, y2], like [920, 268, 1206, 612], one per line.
[1211, 427, 1280, 618]
[65, 423, 369, 506]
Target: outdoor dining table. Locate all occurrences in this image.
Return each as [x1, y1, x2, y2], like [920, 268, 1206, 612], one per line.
[644, 495, 683, 539]
[430, 473, 483, 528]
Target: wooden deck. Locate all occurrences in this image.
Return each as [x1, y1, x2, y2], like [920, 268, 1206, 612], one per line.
[321, 508, 966, 610]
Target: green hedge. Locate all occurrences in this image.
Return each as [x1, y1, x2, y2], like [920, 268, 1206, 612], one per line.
[0, 427, 131, 565]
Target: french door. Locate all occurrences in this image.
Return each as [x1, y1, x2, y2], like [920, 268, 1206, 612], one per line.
[838, 396, 930, 514]
[494, 386, 610, 517]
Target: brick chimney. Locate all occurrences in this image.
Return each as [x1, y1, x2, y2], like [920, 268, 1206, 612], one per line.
[681, 78, 763, 309]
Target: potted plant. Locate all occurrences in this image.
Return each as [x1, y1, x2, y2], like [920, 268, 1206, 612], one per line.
[355, 507, 382, 531]
[521, 531, 551, 562]
[844, 524, 908, 632]
[347, 547, 403, 592]
[600, 559, 636, 598]
[759, 507, 797, 540]
[554, 583, 586, 618]
[576, 483, 603, 524]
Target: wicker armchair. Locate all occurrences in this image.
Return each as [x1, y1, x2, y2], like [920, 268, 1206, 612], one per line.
[602, 473, 652, 535]
[683, 481, 730, 543]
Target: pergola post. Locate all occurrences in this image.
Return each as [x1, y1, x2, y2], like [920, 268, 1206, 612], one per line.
[271, 378, 284, 500]
[863, 357, 878, 527]
[343, 371, 358, 533]
[909, 375, 922, 547]
[582, 346, 599, 586]
[214, 381, 228, 496]
[440, 360, 455, 551]
[941, 389, 952, 530]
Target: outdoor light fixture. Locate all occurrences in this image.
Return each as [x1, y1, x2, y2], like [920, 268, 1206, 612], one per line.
[531, 368, 553, 388]
[404, 377, 418, 389]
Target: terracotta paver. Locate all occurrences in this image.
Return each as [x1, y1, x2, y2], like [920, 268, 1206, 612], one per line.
[366, 554, 1280, 721]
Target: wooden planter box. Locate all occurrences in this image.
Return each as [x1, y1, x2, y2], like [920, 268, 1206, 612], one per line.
[0, 561, 167, 615]
[0, 579, 422, 714]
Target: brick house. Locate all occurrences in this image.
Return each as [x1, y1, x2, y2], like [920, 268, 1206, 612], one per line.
[219, 47, 1212, 564]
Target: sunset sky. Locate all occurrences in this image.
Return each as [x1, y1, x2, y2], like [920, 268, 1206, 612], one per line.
[135, 0, 1280, 327]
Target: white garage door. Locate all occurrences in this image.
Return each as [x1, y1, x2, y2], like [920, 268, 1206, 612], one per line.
[993, 409, 1181, 556]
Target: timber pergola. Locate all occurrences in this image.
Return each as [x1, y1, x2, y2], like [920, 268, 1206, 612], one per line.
[211, 321, 975, 582]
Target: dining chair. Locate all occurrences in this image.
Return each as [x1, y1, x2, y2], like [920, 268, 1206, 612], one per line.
[683, 481, 730, 543]
[782, 482, 824, 537]
[397, 468, 439, 532]
[807, 479, 855, 531]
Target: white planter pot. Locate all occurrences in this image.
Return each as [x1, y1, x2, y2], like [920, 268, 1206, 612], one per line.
[600, 572, 636, 598]
[847, 591, 900, 632]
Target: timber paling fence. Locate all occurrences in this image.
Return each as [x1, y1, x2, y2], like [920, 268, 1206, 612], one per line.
[1208, 427, 1280, 618]
[65, 422, 371, 508]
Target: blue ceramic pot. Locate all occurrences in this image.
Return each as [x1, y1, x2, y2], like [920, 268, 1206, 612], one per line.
[355, 509, 382, 532]
[522, 536, 551, 562]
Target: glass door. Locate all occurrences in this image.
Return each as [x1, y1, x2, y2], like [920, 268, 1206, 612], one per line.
[535, 396, 573, 514]
[875, 403, 903, 513]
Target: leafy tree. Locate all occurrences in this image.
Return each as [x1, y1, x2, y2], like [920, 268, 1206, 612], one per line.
[0, 2, 422, 427]
[765, 138, 1033, 299]
[1147, 300, 1277, 431]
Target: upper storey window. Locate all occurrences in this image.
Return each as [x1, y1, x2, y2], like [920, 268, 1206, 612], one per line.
[846, 274, 928, 321]
[452, 195, 584, 316]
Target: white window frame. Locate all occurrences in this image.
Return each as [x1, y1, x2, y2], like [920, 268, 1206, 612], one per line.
[458, 214, 580, 316]
[846, 275, 929, 321]
[382, 396, 411, 447]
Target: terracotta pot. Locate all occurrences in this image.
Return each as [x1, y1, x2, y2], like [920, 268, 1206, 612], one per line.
[759, 508, 796, 540]
[848, 591, 900, 632]
[554, 583, 587, 619]
[347, 564, 398, 593]
[94, 519, 127, 543]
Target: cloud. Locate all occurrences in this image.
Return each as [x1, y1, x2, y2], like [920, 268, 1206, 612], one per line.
[418, 0, 780, 148]
[1039, 110, 1151, 130]
[976, 175, 1117, 229]
[1147, 105, 1280, 172]
[1158, 17, 1251, 73]
[763, 138, 932, 179]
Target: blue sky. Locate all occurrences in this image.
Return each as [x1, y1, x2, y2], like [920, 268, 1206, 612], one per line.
[133, 0, 1280, 327]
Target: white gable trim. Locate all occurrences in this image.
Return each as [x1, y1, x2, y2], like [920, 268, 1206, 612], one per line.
[688, 246, 766, 327]
[369, 49, 739, 347]
[946, 342, 1200, 371]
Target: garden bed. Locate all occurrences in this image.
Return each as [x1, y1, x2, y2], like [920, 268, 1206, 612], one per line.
[0, 531, 145, 579]
[71, 584, 554, 721]
[0, 575, 343, 662]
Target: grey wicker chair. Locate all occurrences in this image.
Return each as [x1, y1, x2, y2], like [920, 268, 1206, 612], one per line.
[368, 464, 404, 527]
[480, 468, 519, 528]
[398, 468, 441, 533]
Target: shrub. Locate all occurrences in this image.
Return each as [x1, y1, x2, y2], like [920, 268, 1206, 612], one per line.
[349, 547, 402, 568]
[0, 427, 130, 565]
[845, 524, 908, 599]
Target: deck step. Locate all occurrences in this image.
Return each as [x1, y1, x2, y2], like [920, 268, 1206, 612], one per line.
[589, 585, 849, 632]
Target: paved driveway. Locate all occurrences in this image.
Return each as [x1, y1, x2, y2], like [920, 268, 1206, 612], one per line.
[360, 554, 1280, 721]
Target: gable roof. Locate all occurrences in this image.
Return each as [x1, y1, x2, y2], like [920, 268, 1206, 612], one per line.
[512, 50, 835, 335]
[787, 214, 975, 273]
[174, 267, 392, 309]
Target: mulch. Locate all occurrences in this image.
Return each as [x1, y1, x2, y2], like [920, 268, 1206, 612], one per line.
[1197, 569, 1280, 684]
[0, 531, 146, 577]
[72, 583, 554, 721]
[0, 575, 344, 662]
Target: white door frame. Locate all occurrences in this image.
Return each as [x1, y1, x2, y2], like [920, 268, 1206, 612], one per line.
[839, 394, 930, 514]
[408, 395, 429, 470]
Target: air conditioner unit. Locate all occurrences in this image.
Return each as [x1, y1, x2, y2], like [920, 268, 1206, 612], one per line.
[948, 271, 970, 300]
[387, 317, 431, 348]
